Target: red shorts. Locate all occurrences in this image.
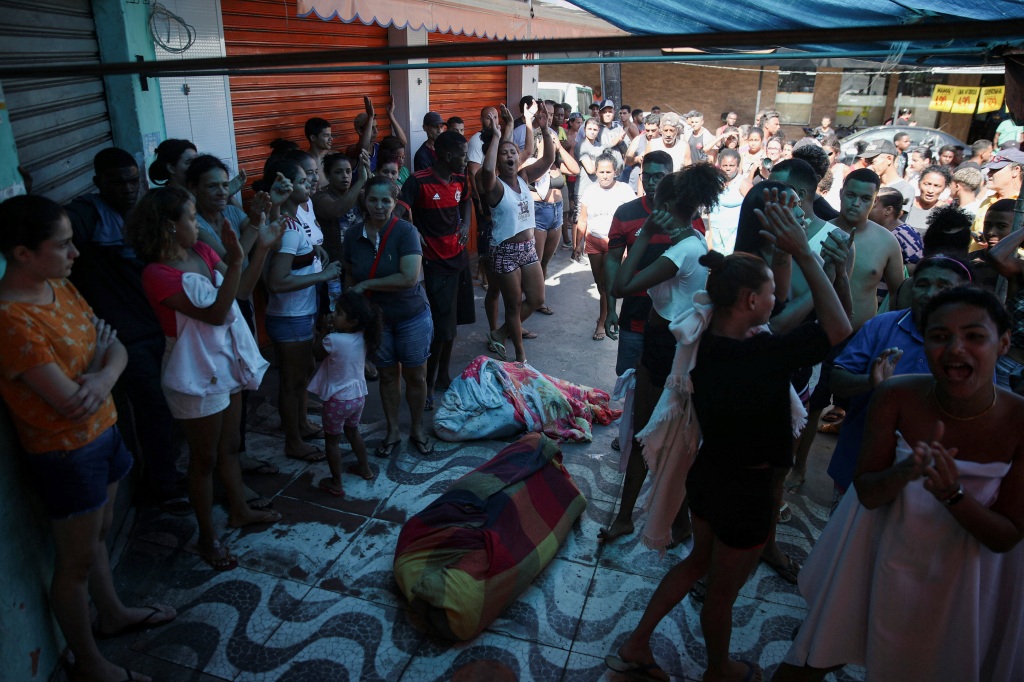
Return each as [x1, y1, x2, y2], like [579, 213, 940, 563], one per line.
[585, 232, 609, 255]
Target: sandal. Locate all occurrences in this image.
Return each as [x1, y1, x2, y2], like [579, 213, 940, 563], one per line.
[286, 445, 326, 462]
[820, 407, 846, 424]
[95, 604, 176, 639]
[346, 464, 374, 480]
[410, 435, 435, 456]
[424, 397, 434, 412]
[521, 329, 538, 339]
[486, 332, 507, 360]
[537, 306, 554, 315]
[240, 456, 279, 475]
[818, 421, 842, 435]
[778, 502, 792, 523]
[318, 478, 345, 498]
[593, 330, 606, 341]
[375, 439, 401, 458]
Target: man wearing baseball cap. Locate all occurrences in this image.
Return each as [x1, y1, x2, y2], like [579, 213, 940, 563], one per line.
[414, 111, 445, 171]
[973, 148, 1024, 233]
[859, 139, 915, 216]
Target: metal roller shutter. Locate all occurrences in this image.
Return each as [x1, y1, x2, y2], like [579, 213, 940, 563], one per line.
[222, 0, 391, 183]
[428, 33, 508, 137]
[0, 0, 113, 203]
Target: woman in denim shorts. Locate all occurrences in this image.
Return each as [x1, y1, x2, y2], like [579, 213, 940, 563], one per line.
[477, 104, 558, 364]
[344, 177, 434, 457]
[525, 123, 580, 293]
[263, 157, 343, 461]
[0, 196, 176, 682]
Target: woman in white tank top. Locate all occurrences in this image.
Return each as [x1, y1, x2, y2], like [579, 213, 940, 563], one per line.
[476, 104, 557, 364]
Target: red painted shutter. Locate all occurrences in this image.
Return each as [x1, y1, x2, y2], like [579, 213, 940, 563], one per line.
[221, 0, 391, 183]
[427, 32, 508, 136]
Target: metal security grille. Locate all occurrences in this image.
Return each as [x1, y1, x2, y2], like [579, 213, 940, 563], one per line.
[427, 32, 508, 137]
[221, 0, 391, 184]
[0, 0, 113, 203]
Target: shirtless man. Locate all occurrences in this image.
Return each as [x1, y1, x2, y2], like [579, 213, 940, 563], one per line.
[789, 168, 905, 491]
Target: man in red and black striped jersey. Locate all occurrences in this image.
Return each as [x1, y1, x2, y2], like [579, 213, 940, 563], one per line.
[400, 130, 474, 401]
[604, 151, 675, 376]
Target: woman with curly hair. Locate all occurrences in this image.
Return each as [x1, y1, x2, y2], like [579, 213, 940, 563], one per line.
[128, 186, 283, 570]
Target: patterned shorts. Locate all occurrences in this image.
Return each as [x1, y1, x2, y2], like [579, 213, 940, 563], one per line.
[322, 395, 366, 435]
[490, 238, 539, 274]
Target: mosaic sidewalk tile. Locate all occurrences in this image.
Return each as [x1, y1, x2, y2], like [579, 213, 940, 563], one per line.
[318, 517, 408, 611]
[256, 587, 424, 681]
[560, 445, 625, 505]
[564, 650, 691, 682]
[219, 495, 368, 585]
[279, 464, 400, 519]
[401, 631, 571, 682]
[131, 567, 311, 680]
[598, 528, 693, 582]
[486, 557, 596, 651]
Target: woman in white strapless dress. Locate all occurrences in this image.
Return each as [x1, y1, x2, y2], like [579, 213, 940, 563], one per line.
[775, 287, 1024, 682]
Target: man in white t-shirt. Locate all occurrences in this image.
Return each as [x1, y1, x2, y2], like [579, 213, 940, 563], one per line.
[647, 112, 692, 170]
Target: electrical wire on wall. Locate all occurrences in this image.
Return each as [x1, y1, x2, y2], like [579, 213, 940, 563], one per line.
[149, 3, 197, 54]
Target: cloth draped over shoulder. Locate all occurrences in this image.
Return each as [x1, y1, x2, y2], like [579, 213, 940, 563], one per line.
[635, 291, 712, 552]
[636, 292, 808, 552]
[162, 271, 269, 396]
[433, 356, 621, 442]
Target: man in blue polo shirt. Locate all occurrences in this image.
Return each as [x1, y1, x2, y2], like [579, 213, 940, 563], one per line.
[825, 255, 975, 511]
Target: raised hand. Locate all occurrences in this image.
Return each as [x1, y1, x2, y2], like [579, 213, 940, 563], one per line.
[227, 168, 247, 196]
[248, 191, 272, 224]
[222, 220, 245, 266]
[358, 149, 372, 182]
[535, 105, 549, 130]
[754, 193, 811, 258]
[364, 95, 375, 120]
[869, 347, 903, 388]
[257, 215, 285, 250]
[499, 104, 514, 128]
[524, 100, 539, 123]
[386, 99, 395, 119]
[269, 172, 293, 205]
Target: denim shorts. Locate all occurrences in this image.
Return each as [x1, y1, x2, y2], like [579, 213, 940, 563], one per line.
[376, 306, 433, 368]
[24, 426, 134, 520]
[616, 329, 645, 376]
[265, 313, 316, 343]
[534, 201, 563, 231]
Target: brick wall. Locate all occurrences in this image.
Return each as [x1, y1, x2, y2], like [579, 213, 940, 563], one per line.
[622, 62, 778, 128]
[539, 61, 781, 129]
[807, 68, 843, 133]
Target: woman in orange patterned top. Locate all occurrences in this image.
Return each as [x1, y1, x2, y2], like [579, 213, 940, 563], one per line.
[0, 195, 175, 682]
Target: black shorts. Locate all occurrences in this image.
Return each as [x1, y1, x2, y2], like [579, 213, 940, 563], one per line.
[640, 323, 675, 388]
[686, 456, 775, 550]
[809, 337, 850, 411]
[424, 268, 475, 342]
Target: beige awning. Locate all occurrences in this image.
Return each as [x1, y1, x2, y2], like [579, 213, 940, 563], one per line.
[297, 0, 623, 40]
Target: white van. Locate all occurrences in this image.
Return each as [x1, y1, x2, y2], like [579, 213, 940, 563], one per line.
[537, 82, 594, 114]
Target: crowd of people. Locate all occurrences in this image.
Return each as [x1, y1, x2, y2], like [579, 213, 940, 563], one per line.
[0, 92, 1022, 682]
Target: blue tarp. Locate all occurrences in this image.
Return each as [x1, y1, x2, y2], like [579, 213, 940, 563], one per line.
[564, 0, 1024, 64]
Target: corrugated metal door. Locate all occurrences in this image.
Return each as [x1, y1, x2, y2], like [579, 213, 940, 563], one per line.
[0, 0, 113, 203]
[428, 33, 508, 137]
[222, 0, 391, 183]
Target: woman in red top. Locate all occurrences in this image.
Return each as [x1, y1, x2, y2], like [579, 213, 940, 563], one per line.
[0, 195, 176, 682]
[128, 187, 282, 571]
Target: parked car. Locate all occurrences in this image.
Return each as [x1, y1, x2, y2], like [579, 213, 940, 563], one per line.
[537, 82, 594, 115]
[838, 125, 967, 166]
